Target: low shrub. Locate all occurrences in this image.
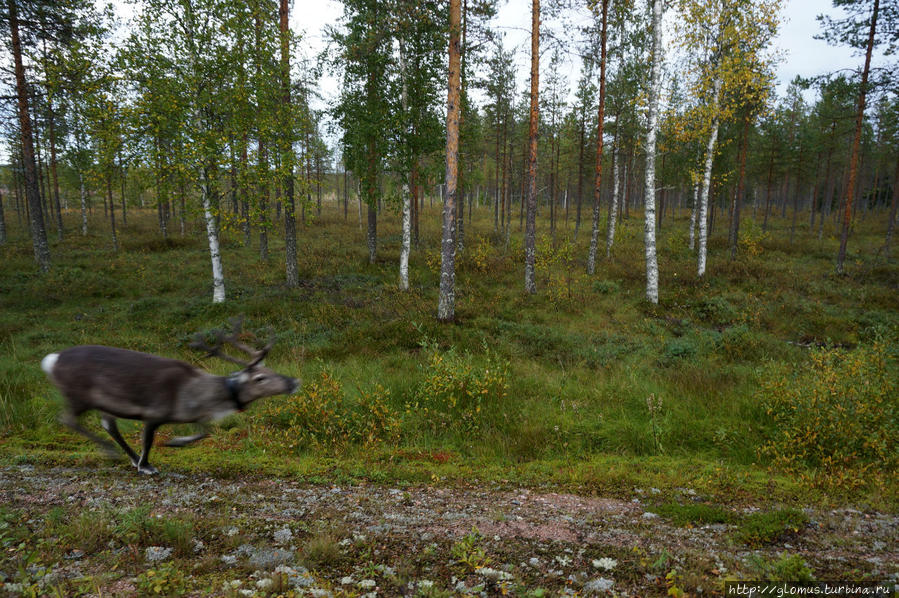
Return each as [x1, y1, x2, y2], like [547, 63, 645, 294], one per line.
[407, 342, 511, 436]
[659, 337, 698, 367]
[136, 562, 188, 596]
[719, 324, 764, 361]
[654, 502, 733, 526]
[114, 506, 195, 556]
[593, 279, 621, 295]
[264, 370, 399, 451]
[758, 343, 897, 489]
[733, 508, 808, 547]
[745, 552, 815, 582]
[692, 296, 738, 326]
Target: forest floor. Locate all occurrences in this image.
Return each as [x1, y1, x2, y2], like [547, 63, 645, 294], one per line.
[2, 207, 898, 595]
[0, 463, 896, 597]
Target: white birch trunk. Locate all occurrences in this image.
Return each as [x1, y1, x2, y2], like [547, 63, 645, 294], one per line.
[0, 191, 5, 245]
[399, 41, 411, 291]
[689, 183, 698, 250]
[79, 172, 88, 236]
[185, 3, 224, 304]
[643, 0, 663, 304]
[587, 201, 601, 273]
[605, 141, 620, 258]
[357, 184, 363, 229]
[697, 76, 722, 278]
[201, 173, 225, 303]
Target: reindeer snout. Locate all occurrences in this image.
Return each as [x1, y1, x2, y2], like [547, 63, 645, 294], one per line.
[286, 377, 300, 394]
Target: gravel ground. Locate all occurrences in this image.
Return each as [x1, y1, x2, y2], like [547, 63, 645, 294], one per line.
[0, 465, 896, 596]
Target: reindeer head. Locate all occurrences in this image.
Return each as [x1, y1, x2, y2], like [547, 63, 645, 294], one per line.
[191, 318, 300, 404]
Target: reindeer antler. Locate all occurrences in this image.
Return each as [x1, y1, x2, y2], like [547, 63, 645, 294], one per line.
[189, 317, 274, 368]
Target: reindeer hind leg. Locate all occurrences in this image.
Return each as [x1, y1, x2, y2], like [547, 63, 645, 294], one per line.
[59, 408, 119, 460]
[100, 415, 140, 467]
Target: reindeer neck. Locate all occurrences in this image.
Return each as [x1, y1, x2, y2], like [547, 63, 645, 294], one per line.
[224, 375, 245, 411]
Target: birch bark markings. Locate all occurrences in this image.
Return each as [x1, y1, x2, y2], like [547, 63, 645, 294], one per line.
[523, 0, 540, 295]
[438, 0, 462, 321]
[399, 40, 411, 291]
[643, 0, 663, 304]
[689, 183, 698, 250]
[185, 1, 225, 303]
[0, 191, 6, 245]
[698, 77, 722, 278]
[606, 131, 620, 259]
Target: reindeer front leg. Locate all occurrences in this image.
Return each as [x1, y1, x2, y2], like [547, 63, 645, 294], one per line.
[100, 415, 140, 467]
[137, 422, 161, 475]
[166, 425, 209, 448]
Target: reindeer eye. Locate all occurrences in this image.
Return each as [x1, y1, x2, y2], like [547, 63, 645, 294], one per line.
[253, 374, 266, 382]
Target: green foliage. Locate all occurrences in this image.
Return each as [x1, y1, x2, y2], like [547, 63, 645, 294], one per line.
[692, 296, 738, 325]
[114, 506, 194, 556]
[450, 527, 491, 574]
[592, 279, 621, 294]
[646, 394, 665, 455]
[299, 528, 342, 570]
[136, 562, 187, 597]
[1, 203, 897, 508]
[719, 324, 764, 361]
[733, 508, 808, 547]
[659, 337, 698, 366]
[58, 509, 113, 553]
[536, 236, 585, 306]
[653, 502, 733, 526]
[407, 341, 511, 435]
[260, 370, 398, 452]
[0, 507, 25, 550]
[759, 343, 897, 489]
[745, 552, 815, 581]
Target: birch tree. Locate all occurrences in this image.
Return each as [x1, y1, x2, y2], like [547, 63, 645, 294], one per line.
[642, 0, 663, 303]
[126, 0, 239, 302]
[523, 0, 540, 295]
[393, 0, 443, 290]
[333, 0, 392, 265]
[677, 0, 781, 277]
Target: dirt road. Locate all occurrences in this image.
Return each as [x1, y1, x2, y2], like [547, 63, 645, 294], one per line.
[0, 465, 895, 596]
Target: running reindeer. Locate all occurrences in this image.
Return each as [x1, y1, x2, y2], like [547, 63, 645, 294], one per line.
[41, 319, 299, 474]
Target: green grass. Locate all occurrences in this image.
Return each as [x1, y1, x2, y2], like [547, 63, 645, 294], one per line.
[652, 501, 735, 526]
[1, 199, 897, 508]
[733, 508, 810, 547]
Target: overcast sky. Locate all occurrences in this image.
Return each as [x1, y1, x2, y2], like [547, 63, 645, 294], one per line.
[0, 1, 886, 163]
[286, 0, 888, 120]
[298, 0, 889, 148]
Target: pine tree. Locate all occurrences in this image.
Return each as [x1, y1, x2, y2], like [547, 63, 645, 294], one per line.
[438, 0, 463, 320]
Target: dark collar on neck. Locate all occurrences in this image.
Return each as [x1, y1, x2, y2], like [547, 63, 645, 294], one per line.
[225, 376, 244, 411]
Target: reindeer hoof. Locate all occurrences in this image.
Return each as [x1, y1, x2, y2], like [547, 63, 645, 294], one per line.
[137, 464, 159, 475]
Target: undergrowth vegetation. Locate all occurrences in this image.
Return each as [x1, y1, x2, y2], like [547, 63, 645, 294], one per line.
[759, 343, 897, 492]
[0, 203, 897, 506]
